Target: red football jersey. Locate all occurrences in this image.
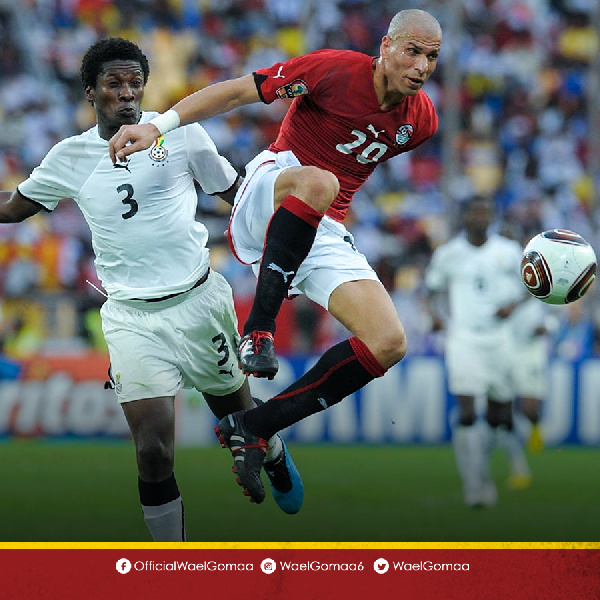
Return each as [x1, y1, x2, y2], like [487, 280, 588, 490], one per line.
[254, 49, 438, 222]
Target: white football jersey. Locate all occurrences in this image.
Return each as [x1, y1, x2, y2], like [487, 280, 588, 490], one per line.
[18, 112, 237, 300]
[425, 233, 525, 338]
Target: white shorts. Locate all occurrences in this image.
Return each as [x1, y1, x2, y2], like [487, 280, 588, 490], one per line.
[511, 337, 547, 399]
[101, 270, 245, 403]
[228, 149, 379, 310]
[445, 331, 514, 403]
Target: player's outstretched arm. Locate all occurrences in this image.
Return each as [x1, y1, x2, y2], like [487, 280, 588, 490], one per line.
[423, 289, 446, 332]
[0, 190, 43, 223]
[109, 74, 261, 163]
[495, 295, 527, 319]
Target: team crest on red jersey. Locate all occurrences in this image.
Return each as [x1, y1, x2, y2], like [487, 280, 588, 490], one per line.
[276, 80, 309, 99]
[396, 124, 414, 145]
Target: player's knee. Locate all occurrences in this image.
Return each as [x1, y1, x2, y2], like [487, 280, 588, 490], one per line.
[521, 398, 541, 424]
[296, 167, 339, 213]
[455, 395, 476, 426]
[374, 327, 407, 368]
[486, 413, 501, 428]
[524, 407, 540, 424]
[458, 411, 477, 427]
[136, 439, 174, 480]
[486, 403, 512, 429]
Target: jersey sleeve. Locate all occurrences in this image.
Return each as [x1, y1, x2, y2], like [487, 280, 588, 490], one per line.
[253, 50, 334, 105]
[184, 123, 238, 194]
[17, 140, 78, 211]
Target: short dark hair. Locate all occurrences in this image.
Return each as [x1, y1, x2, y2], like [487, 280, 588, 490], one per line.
[80, 37, 150, 89]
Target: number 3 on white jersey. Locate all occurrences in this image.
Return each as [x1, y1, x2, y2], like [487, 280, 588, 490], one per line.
[336, 130, 387, 164]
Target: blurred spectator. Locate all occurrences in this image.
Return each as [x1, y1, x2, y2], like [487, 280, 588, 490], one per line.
[554, 300, 595, 361]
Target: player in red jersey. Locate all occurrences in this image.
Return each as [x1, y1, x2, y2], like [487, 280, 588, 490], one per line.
[255, 49, 438, 222]
[110, 9, 442, 503]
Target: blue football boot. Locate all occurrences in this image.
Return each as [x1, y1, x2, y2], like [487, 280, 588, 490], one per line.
[263, 435, 304, 514]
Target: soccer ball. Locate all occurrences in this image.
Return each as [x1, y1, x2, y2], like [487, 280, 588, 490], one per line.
[521, 229, 597, 304]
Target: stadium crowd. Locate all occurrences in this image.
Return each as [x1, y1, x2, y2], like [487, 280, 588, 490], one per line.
[0, 0, 598, 360]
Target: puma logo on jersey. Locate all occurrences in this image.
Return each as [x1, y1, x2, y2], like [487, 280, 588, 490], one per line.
[267, 262, 295, 283]
[113, 161, 131, 173]
[367, 124, 385, 138]
[273, 66, 285, 78]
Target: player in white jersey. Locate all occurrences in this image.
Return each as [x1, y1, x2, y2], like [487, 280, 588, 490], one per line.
[0, 38, 303, 540]
[424, 197, 530, 507]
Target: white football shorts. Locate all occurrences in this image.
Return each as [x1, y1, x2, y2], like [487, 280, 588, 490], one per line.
[445, 331, 514, 403]
[510, 337, 548, 400]
[100, 269, 245, 403]
[228, 149, 380, 310]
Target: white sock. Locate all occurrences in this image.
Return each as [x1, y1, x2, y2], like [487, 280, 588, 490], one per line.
[142, 497, 186, 542]
[497, 427, 530, 477]
[453, 424, 484, 494]
[265, 433, 283, 462]
[513, 411, 532, 441]
[480, 421, 497, 483]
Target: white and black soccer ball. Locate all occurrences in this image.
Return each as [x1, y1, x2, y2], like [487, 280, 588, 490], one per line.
[521, 229, 597, 304]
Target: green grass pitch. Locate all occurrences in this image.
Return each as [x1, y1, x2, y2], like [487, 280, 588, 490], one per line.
[0, 440, 598, 542]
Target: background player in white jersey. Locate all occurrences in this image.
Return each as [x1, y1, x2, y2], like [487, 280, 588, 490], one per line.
[424, 197, 530, 507]
[108, 10, 443, 504]
[0, 38, 303, 540]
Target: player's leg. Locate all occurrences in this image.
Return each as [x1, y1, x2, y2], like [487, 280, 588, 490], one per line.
[451, 395, 490, 507]
[101, 299, 188, 542]
[204, 380, 304, 513]
[173, 269, 303, 510]
[489, 339, 532, 489]
[519, 396, 542, 425]
[121, 396, 186, 542]
[490, 404, 532, 488]
[487, 399, 531, 489]
[216, 280, 404, 502]
[445, 336, 493, 507]
[243, 280, 402, 435]
[512, 341, 546, 452]
[477, 410, 499, 506]
[238, 165, 339, 378]
[519, 395, 544, 452]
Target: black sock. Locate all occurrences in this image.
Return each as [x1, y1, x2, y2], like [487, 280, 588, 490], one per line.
[138, 472, 180, 506]
[243, 195, 322, 335]
[138, 473, 185, 542]
[244, 337, 387, 439]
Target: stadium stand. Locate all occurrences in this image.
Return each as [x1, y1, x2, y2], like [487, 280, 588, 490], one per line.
[0, 0, 598, 359]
